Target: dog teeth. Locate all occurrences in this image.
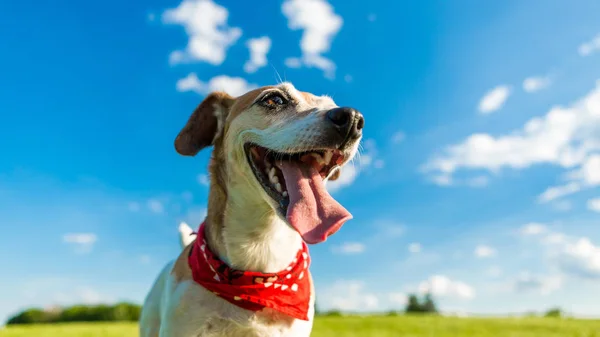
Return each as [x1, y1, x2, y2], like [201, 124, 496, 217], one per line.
[282, 191, 288, 197]
[265, 160, 272, 169]
[323, 151, 333, 165]
[310, 153, 325, 164]
[268, 167, 276, 179]
[275, 183, 282, 193]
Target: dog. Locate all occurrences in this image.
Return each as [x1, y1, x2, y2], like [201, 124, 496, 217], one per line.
[140, 82, 364, 337]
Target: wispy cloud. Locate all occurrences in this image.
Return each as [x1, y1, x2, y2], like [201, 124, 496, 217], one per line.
[578, 33, 600, 57]
[417, 275, 475, 300]
[408, 242, 422, 254]
[63, 233, 97, 254]
[478, 85, 511, 114]
[176, 73, 257, 97]
[424, 81, 600, 194]
[511, 272, 563, 295]
[244, 36, 271, 73]
[523, 76, 552, 93]
[537, 182, 581, 203]
[519, 222, 547, 236]
[587, 198, 600, 212]
[474, 245, 497, 258]
[281, 0, 342, 78]
[147, 199, 164, 214]
[162, 0, 242, 65]
[332, 242, 365, 254]
[318, 280, 379, 312]
[391, 131, 406, 144]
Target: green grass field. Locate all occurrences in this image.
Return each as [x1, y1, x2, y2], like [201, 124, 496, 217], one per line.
[2, 316, 600, 337]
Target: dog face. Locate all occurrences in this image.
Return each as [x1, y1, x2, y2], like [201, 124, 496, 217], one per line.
[175, 82, 364, 244]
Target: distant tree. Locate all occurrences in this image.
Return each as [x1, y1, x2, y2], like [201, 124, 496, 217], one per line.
[405, 294, 423, 313]
[322, 310, 343, 317]
[404, 293, 439, 314]
[421, 293, 438, 314]
[7, 309, 49, 325]
[544, 307, 562, 318]
[6, 303, 142, 325]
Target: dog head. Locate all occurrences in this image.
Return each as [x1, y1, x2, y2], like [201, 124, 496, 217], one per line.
[175, 82, 364, 244]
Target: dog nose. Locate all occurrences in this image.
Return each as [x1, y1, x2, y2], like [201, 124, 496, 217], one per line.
[326, 107, 364, 140]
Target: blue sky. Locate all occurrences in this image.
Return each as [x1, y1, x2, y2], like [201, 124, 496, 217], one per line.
[2, 0, 600, 323]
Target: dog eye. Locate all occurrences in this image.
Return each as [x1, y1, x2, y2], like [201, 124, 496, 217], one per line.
[261, 94, 286, 107]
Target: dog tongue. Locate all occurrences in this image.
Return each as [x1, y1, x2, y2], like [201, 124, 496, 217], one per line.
[278, 160, 352, 244]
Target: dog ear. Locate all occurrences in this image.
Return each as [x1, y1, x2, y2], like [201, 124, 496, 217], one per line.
[174, 92, 235, 156]
[328, 167, 342, 181]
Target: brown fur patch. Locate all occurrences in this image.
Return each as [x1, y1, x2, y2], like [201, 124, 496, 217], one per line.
[174, 92, 234, 156]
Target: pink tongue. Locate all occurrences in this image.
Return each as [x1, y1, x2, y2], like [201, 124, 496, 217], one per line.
[278, 161, 352, 244]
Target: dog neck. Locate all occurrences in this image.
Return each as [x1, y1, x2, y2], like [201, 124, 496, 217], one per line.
[203, 160, 303, 274]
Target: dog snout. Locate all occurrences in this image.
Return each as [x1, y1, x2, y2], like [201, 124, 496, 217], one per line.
[326, 107, 364, 141]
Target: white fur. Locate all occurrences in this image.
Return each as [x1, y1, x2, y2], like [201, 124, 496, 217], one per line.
[178, 222, 196, 249]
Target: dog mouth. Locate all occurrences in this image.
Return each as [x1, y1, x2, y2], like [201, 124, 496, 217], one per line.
[244, 143, 353, 244]
[245, 144, 344, 207]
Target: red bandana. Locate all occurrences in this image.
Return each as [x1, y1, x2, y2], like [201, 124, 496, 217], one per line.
[188, 223, 312, 321]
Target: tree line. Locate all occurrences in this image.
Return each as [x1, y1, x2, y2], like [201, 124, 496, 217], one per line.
[7, 295, 565, 324]
[6, 302, 141, 325]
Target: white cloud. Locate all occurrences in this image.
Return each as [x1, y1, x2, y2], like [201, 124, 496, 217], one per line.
[284, 57, 302, 68]
[537, 182, 582, 203]
[319, 280, 379, 312]
[552, 237, 600, 279]
[63, 233, 97, 253]
[519, 222, 547, 236]
[423, 81, 600, 188]
[578, 33, 600, 57]
[587, 198, 600, 212]
[327, 139, 380, 193]
[332, 242, 365, 254]
[281, 0, 342, 78]
[162, 0, 242, 65]
[474, 245, 496, 258]
[176, 73, 257, 97]
[408, 242, 422, 254]
[566, 154, 600, 186]
[392, 131, 406, 144]
[147, 199, 164, 213]
[523, 76, 552, 93]
[417, 275, 475, 300]
[526, 227, 600, 280]
[244, 36, 271, 73]
[511, 272, 563, 295]
[388, 293, 407, 306]
[478, 85, 511, 114]
[197, 173, 210, 186]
